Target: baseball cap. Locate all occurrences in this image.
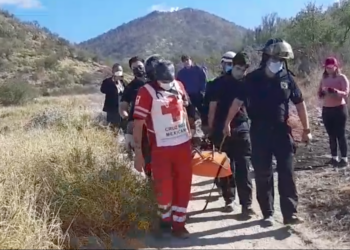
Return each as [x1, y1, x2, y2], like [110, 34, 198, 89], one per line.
[324, 57, 339, 68]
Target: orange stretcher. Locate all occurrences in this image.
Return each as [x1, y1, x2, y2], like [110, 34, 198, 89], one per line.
[191, 149, 231, 178]
[190, 136, 231, 211]
[191, 135, 231, 178]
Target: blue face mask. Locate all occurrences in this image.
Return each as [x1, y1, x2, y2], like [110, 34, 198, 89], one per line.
[225, 65, 233, 72]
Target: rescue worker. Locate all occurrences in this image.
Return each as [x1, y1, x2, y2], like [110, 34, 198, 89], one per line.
[208, 52, 253, 216]
[133, 56, 193, 239]
[119, 56, 152, 176]
[202, 51, 236, 132]
[224, 38, 312, 226]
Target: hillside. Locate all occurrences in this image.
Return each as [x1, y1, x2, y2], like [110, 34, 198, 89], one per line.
[0, 9, 110, 98]
[79, 8, 247, 61]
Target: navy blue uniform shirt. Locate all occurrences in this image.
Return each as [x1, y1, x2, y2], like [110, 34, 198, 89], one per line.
[211, 72, 249, 133]
[237, 68, 303, 124]
[120, 78, 145, 121]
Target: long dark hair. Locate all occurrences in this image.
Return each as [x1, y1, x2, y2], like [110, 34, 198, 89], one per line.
[323, 67, 340, 79]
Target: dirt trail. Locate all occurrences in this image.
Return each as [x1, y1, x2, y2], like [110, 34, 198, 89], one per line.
[124, 174, 338, 250]
[84, 94, 345, 249]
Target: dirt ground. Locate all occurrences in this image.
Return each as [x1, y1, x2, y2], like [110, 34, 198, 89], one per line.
[289, 106, 350, 246]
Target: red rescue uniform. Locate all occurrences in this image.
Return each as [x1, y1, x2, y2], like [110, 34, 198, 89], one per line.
[133, 80, 192, 230]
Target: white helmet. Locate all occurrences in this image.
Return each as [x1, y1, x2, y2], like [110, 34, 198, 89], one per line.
[221, 51, 236, 63]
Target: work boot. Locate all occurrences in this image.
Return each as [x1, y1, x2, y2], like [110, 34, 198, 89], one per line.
[283, 214, 304, 225]
[242, 205, 255, 217]
[172, 226, 190, 239]
[261, 216, 274, 227]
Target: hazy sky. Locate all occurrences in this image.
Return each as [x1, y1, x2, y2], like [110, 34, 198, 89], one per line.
[0, 0, 337, 43]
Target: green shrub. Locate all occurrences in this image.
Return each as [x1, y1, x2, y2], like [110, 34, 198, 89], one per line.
[0, 78, 39, 106]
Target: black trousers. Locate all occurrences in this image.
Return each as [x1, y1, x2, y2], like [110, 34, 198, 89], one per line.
[322, 105, 348, 158]
[250, 123, 298, 219]
[212, 130, 253, 207]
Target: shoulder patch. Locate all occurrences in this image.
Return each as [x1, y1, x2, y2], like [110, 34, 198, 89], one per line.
[280, 81, 289, 89]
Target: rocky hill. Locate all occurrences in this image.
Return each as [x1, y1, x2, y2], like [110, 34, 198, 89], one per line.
[0, 9, 110, 97]
[79, 8, 247, 61]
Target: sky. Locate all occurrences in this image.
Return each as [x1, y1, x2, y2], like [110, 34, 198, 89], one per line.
[0, 0, 338, 43]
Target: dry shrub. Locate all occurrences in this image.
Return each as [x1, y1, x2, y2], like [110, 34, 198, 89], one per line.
[0, 95, 156, 249]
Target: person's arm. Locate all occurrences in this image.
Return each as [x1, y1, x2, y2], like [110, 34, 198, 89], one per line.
[199, 66, 207, 94]
[224, 80, 247, 128]
[119, 85, 132, 119]
[317, 79, 325, 98]
[100, 79, 109, 94]
[178, 81, 196, 130]
[119, 102, 129, 119]
[224, 99, 244, 128]
[207, 79, 219, 129]
[133, 119, 145, 153]
[290, 76, 310, 131]
[133, 87, 152, 153]
[334, 74, 350, 98]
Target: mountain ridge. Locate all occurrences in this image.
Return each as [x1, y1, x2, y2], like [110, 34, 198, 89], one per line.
[79, 8, 248, 62]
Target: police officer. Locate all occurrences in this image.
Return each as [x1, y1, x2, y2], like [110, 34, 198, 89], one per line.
[208, 52, 253, 216]
[224, 39, 312, 226]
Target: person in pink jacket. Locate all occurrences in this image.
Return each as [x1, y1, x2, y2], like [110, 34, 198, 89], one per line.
[318, 57, 350, 167]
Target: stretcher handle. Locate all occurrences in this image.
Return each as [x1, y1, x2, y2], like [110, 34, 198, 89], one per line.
[202, 135, 228, 212]
[193, 135, 227, 160]
[211, 135, 227, 158]
[218, 135, 227, 153]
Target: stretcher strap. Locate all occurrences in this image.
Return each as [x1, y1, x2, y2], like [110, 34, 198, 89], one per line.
[202, 135, 227, 211]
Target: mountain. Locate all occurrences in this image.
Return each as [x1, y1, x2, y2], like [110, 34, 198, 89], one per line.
[79, 8, 248, 62]
[0, 9, 109, 93]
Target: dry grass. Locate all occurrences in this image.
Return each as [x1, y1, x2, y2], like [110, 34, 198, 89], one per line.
[0, 95, 156, 249]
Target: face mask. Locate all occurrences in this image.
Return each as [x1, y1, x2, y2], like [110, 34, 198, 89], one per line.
[132, 67, 145, 78]
[225, 65, 233, 73]
[114, 71, 123, 77]
[159, 81, 175, 90]
[268, 61, 283, 74]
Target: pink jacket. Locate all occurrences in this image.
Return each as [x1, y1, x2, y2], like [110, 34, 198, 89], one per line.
[318, 74, 350, 107]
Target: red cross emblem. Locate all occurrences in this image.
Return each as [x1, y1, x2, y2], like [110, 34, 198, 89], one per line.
[161, 96, 182, 122]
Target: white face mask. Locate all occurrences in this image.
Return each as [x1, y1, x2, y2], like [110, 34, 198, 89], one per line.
[268, 61, 283, 74]
[159, 81, 175, 90]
